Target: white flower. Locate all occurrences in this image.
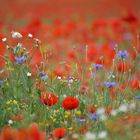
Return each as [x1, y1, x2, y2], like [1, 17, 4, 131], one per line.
[2, 37, 7, 42]
[118, 104, 128, 112]
[28, 33, 33, 38]
[57, 76, 61, 80]
[68, 77, 74, 84]
[12, 31, 23, 39]
[17, 43, 22, 47]
[96, 107, 105, 115]
[8, 120, 13, 125]
[72, 133, 79, 139]
[34, 38, 40, 43]
[85, 132, 96, 140]
[100, 114, 107, 121]
[63, 94, 66, 98]
[27, 72, 32, 77]
[111, 109, 118, 116]
[129, 102, 136, 109]
[98, 131, 107, 139]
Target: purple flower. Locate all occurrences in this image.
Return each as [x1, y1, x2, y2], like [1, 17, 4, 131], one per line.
[134, 96, 140, 100]
[89, 113, 99, 120]
[68, 76, 74, 83]
[76, 117, 86, 123]
[15, 56, 27, 64]
[123, 32, 133, 40]
[117, 50, 128, 59]
[40, 72, 48, 81]
[93, 64, 103, 69]
[105, 82, 116, 88]
[0, 80, 3, 86]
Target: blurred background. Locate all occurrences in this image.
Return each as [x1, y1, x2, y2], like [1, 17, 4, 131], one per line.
[0, 0, 139, 26]
[0, 0, 140, 76]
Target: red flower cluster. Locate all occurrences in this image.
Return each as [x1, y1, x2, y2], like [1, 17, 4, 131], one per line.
[0, 123, 46, 140]
[41, 92, 58, 106]
[53, 128, 66, 139]
[62, 97, 79, 110]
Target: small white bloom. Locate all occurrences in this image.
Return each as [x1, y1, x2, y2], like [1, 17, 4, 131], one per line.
[27, 72, 32, 77]
[129, 102, 136, 109]
[17, 43, 22, 47]
[57, 76, 61, 80]
[6, 45, 10, 49]
[68, 79, 74, 84]
[112, 75, 115, 78]
[8, 120, 13, 125]
[72, 133, 79, 139]
[111, 109, 118, 116]
[2, 37, 7, 42]
[28, 33, 33, 38]
[96, 107, 105, 115]
[100, 114, 107, 121]
[85, 132, 96, 140]
[118, 104, 128, 112]
[68, 76, 74, 84]
[12, 31, 22, 39]
[75, 95, 79, 98]
[34, 38, 40, 43]
[63, 94, 66, 98]
[98, 131, 107, 139]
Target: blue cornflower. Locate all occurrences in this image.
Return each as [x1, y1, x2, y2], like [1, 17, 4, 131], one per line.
[89, 113, 99, 120]
[0, 80, 3, 86]
[15, 56, 27, 64]
[93, 64, 103, 69]
[134, 96, 140, 100]
[117, 50, 128, 59]
[40, 72, 48, 81]
[68, 76, 74, 83]
[105, 82, 116, 88]
[68, 76, 74, 81]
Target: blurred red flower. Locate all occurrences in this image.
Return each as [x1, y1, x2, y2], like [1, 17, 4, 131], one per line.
[53, 128, 66, 139]
[62, 97, 79, 110]
[0, 123, 46, 140]
[81, 85, 88, 95]
[131, 79, 139, 90]
[41, 92, 58, 106]
[122, 12, 138, 23]
[90, 104, 96, 113]
[117, 62, 131, 72]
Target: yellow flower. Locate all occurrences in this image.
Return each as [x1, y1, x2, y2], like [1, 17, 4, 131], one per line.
[68, 127, 73, 131]
[7, 107, 11, 110]
[13, 100, 18, 105]
[53, 118, 56, 122]
[6, 100, 11, 105]
[65, 111, 71, 116]
[64, 115, 68, 119]
[75, 110, 82, 116]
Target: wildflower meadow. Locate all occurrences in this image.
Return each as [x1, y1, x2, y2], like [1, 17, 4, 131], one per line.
[0, 0, 140, 140]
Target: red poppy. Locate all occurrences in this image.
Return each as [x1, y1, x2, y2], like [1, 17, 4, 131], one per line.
[68, 50, 77, 59]
[90, 104, 95, 113]
[53, 128, 66, 139]
[0, 123, 46, 140]
[131, 79, 139, 90]
[41, 92, 58, 106]
[122, 12, 138, 23]
[117, 62, 130, 72]
[81, 85, 88, 95]
[62, 97, 79, 110]
[10, 113, 23, 122]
